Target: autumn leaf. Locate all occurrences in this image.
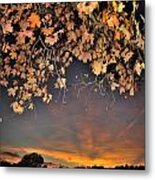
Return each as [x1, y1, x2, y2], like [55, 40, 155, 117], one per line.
[9, 51, 17, 59]
[123, 28, 131, 40]
[2, 23, 13, 34]
[121, 49, 134, 63]
[28, 13, 41, 28]
[11, 101, 24, 114]
[68, 31, 77, 42]
[45, 35, 58, 45]
[77, 2, 98, 15]
[107, 14, 119, 27]
[114, 31, 121, 40]
[28, 103, 34, 110]
[55, 78, 66, 89]
[42, 27, 54, 36]
[8, 87, 18, 97]
[92, 61, 103, 76]
[42, 93, 52, 104]
[118, 2, 125, 13]
[22, 92, 32, 101]
[134, 62, 145, 76]
[22, 30, 33, 38]
[0, 80, 8, 87]
[112, 1, 118, 12]
[129, 87, 134, 96]
[0, 2, 145, 113]
[78, 52, 92, 63]
[111, 81, 119, 91]
[112, 1, 125, 13]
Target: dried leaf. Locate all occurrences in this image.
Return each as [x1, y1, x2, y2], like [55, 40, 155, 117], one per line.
[11, 101, 24, 114]
[28, 13, 41, 28]
[92, 61, 103, 76]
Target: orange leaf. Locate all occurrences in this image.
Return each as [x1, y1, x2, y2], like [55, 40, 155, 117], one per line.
[92, 61, 103, 76]
[28, 13, 41, 28]
[107, 14, 119, 27]
[123, 28, 131, 40]
[114, 31, 121, 40]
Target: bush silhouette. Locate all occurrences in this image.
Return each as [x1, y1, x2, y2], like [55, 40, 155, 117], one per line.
[18, 153, 44, 167]
[0, 161, 12, 167]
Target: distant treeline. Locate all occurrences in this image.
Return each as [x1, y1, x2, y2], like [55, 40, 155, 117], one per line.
[0, 152, 145, 170]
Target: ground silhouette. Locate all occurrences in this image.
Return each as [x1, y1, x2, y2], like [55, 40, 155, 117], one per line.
[0, 152, 145, 169]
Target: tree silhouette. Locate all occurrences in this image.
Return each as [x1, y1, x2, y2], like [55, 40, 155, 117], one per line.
[0, 161, 12, 167]
[18, 153, 44, 167]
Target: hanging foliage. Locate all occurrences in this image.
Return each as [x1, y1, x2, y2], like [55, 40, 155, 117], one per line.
[0, 1, 145, 114]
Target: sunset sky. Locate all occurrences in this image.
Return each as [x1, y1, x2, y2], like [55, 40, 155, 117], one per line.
[0, 61, 145, 168]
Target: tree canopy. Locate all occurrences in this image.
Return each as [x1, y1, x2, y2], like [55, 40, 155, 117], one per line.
[0, 1, 145, 114]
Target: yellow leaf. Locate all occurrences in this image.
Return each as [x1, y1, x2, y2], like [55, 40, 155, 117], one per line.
[134, 62, 145, 76]
[118, 2, 125, 13]
[22, 92, 32, 101]
[112, 1, 118, 12]
[92, 61, 103, 76]
[28, 103, 34, 110]
[123, 28, 131, 40]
